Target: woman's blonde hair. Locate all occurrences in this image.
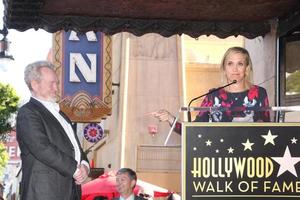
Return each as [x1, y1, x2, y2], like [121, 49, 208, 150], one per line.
[220, 47, 253, 89]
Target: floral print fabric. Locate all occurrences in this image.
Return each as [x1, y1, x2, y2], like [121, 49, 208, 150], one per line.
[173, 85, 270, 134]
[195, 85, 270, 122]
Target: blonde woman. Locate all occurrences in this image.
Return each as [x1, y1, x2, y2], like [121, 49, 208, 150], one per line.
[152, 47, 270, 134]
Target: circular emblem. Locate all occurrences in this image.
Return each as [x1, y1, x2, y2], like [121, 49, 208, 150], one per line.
[83, 123, 104, 143]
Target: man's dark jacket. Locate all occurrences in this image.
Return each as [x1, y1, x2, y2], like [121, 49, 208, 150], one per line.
[16, 98, 88, 200]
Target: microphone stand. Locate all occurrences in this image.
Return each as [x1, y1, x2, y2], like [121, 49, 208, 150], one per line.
[187, 80, 237, 122]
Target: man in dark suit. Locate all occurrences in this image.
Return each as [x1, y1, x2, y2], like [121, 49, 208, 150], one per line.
[113, 168, 146, 200]
[16, 61, 89, 200]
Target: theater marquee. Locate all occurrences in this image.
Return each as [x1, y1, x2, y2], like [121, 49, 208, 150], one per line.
[182, 123, 300, 200]
[52, 31, 112, 122]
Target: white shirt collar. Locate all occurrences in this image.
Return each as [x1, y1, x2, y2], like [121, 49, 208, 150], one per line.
[32, 96, 60, 112]
[120, 193, 135, 200]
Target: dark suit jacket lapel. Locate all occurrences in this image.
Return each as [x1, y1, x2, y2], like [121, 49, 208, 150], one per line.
[29, 98, 72, 143]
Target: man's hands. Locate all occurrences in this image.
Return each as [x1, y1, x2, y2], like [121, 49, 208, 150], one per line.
[73, 164, 89, 185]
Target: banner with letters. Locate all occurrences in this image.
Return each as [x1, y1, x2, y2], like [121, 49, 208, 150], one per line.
[52, 31, 112, 122]
[182, 123, 300, 200]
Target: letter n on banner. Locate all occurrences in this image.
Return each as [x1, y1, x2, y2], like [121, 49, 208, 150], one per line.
[51, 31, 112, 122]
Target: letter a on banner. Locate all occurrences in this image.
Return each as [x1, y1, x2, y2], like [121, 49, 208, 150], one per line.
[50, 31, 112, 122]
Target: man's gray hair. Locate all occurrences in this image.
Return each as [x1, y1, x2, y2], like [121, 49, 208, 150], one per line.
[24, 61, 55, 91]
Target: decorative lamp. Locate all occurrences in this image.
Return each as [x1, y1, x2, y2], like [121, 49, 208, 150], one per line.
[0, 26, 14, 60]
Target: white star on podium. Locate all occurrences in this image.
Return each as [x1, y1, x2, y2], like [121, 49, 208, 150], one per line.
[261, 130, 278, 145]
[242, 139, 254, 151]
[271, 146, 300, 177]
[227, 147, 234, 154]
[205, 140, 212, 146]
[291, 137, 298, 144]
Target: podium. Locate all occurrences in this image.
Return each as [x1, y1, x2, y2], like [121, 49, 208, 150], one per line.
[181, 106, 300, 122]
[164, 106, 300, 146]
[178, 106, 300, 200]
[181, 122, 300, 200]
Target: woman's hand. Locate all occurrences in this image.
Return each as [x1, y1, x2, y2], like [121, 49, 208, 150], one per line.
[149, 109, 175, 125]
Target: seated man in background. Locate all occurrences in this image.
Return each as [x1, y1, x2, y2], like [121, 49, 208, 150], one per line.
[113, 168, 146, 200]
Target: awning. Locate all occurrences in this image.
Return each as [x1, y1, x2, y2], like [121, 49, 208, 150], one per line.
[3, 0, 300, 38]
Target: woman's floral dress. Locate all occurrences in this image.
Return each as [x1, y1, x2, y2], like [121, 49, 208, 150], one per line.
[174, 85, 270, 134]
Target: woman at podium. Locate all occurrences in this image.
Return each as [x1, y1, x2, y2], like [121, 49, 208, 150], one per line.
[151, 47, 270, 133]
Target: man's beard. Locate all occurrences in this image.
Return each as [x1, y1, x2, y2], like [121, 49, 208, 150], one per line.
[48, 95, 58, 103]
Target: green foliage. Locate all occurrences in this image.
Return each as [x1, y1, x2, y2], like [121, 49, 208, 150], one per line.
[286, 70, 300, 94]
[0, 142, 9, 176]
[0, 83, 20, 138]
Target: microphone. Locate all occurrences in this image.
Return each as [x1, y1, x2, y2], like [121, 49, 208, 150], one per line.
[187, 80, 237, 122]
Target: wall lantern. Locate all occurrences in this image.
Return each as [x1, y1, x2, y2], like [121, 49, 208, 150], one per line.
[0, 26, 14, 60]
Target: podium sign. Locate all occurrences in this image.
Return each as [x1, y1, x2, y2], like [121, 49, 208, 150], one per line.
[182, 123, 300, 200]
